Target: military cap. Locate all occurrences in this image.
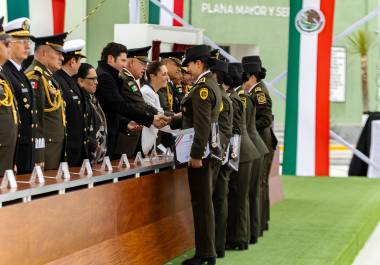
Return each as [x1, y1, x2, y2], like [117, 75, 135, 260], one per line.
[242, 55, 262, 66]
[31, 32, 68, 52]
[229, 62, 243, 75]
[210, 58, 228, 73]
[128, 46, 151, 63]
[243, 62, 261, 74]
[227, 63, 242, 87]
[159, 51, 184, 65]
[4, 17, 32, 38]
[0, 17, 11, 41]
[182, 45, 211, 66]
[63, 39, 86, 58]
[210, 49, 228, 62]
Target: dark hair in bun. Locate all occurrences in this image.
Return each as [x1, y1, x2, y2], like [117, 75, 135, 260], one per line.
[74, 63, 95, 79]
[259, 67, 267, 80]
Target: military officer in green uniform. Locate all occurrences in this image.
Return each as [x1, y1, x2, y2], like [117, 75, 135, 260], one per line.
[0, 17, 19, 176]
[158, 51, 184, 148]
[25, 33, 67, 170]
[115, 46, 159, 157]
[208, 50, 234, 258]
[226, 62, 260, 250]
[242, 56, 278, 234]
[171, 45, 222, 265]
[241, 60, 270, 244]
[158, 51, 184, 113]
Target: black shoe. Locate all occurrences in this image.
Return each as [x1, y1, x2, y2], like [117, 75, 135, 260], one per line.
[225, 242, 248, 251]
[250, 237, 258, 244]
[239, 242, 248, 250]
[216, 250, 225, 258]
[182, 256, 216, 265]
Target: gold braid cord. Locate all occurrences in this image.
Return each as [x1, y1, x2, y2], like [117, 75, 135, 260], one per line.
[68, 0, 108, 35]
[25, 71, 66, 127]
[166, 84, 173, 111]
[40, 76, 67, 127]
[0, 79, 18, 124]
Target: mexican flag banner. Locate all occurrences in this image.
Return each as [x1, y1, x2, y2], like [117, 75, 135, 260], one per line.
[283, 0, 335, 176]
[149, 0, 184, 26]
[0, 0, 66, 36]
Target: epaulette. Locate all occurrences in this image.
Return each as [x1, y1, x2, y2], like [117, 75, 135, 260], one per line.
[198, 77, 206, 84]
[34, 66, 43, 75]
[237, 89, 245, 95]
[255, 86, 262, 92]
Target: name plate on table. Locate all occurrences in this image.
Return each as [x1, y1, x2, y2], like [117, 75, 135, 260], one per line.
[79, 159, 93, 177]
[1, 170, 17, 189]
[118, 154, 130, 168]
[30, 166, 45, 184]
[171, 128, 210, 165]
[56, 162, 70, 180]
[100, 156, 113, 172]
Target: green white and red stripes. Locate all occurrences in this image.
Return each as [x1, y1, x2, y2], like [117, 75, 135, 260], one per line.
[149, 0, 184, 26]
[1, 0, 66, 35]
[283, 0, 335, 176]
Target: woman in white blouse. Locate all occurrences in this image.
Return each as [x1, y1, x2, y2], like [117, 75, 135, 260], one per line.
[140, 61, 177, 154]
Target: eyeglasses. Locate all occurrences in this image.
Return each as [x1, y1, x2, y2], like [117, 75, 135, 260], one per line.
[11, 38, 31, 45]
[84, 77, 98, 82]
[0, 40, 11, 48]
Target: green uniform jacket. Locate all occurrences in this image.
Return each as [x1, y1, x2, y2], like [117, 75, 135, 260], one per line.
[218, 87, 233, 153]
[172, 71, 222, 159]
[243, 93, 269, 156]
[0, 70, 19, 175]
[229, 88, 259, 162]
[249, 82, 276, 150]
[115, 68, 158, 156]
[157, 81, 174, 112]
[25, 60, 66, 169]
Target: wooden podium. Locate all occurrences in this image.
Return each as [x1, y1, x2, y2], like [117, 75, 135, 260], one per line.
[0, 155, 283, 265]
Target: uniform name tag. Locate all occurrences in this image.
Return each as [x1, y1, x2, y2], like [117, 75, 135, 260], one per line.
[21, 88, 29, 93]
[72, 95, 79, 100]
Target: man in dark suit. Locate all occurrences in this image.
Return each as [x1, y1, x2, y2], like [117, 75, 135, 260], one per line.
[3, 17, 40, 174]
[54, 39, 87, 166]
[95, 42, 169, 158]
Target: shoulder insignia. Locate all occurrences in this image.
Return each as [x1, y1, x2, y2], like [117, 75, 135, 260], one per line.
[199, 87, 208, 100]
[237, 89, 244, 95]
[240, 96, 247, 109]
[33, 66, 43, 74]
[30, 80, 39, 89]
[255, 87, 262, 92]
[198, 77, 206, 84]
[257, 92, 267, 104]
[220, 101, 224, 112]
[129, 81, 138, 93]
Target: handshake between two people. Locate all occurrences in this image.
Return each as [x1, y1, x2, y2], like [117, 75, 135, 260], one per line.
[127, 113, 182, 131]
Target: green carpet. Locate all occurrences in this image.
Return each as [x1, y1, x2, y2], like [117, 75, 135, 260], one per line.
[165, 176, 380, 265]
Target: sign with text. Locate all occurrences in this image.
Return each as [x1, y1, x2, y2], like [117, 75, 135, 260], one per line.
[330, 47, 346, 102]
[200, 2, 289, 17]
